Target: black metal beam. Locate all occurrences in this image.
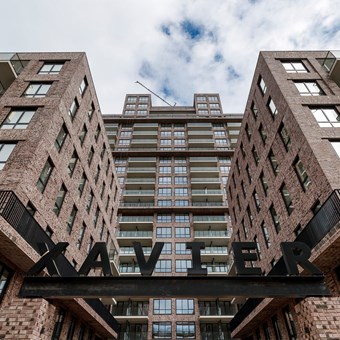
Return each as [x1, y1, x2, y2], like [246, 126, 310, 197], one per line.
[20, 275, 330, 299]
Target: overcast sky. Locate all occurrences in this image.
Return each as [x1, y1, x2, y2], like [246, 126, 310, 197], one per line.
[2, 0, 340, 115]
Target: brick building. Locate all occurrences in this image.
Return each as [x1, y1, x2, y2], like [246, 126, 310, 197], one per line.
[226, 51, 340, 339]
[103, 95, 242, 339]
[0, 53, 120, 339]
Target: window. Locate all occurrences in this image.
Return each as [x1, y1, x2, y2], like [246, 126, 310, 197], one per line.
[176, 322, 195, 339]
[157, 214, 171, 223]
[269, 150, 279, 175]
[259, 124, 267, 143]
[127, 96, 137, 103]
[26, 201, 36, 216]
[294, 157, 311, 190]
[196, 96, 206, 102]
[176, 299, 194, 314]
[53, 184, 67, 216]
[214, 131, 225, 137]
[93, 207, 99, 227]
[252, 146, 259, 165]
[174, 131, 185, 137]
[175, 243, 191, 255]
[311, 107, 340, 127]
[211, 109, 221, 115]
[253, 190, 261, 211]
[37, 158, 53, 192]
[279, 123, 291, 150]
[268, 97, 278, 117]
[155, 260, 171, 272]
[88, 102, 95, 120]
[261, 222, 271, 248]
[208, 96, 218, 102]
[176, 260, 192, 273]
[254, 235, 262, 259]
[175, 166, 186, 173]
[272, 315, 282, 340]
[86, 190, 94, 213]
[175, 188, 188, 196]
[67, 316, 77, 340]
[215, 139, 228, 145]
[158, 199, 172, 207]
[118, 139, 130, 145]
[94, 125, 101, 142]
[259, 76, 267, 94]
[251, 101, 258, 120]
[210, 103, 219, 108]
[76, 223, 86, 249]
[116, 166, 125, 173]
[246, 164, 252, 183]
[79, 124, 87, 145]
[311, 200, 322, 215]
[242, 219, 249, 239]
[0, 262, 12, 303]
[23, 83, 51, 97]
[246, 206, 254, 227]
[66, 205, 78, 234]
[1, 109, 35, 129]
[175, 200, 189, 206]
[270, 205, 281, 233]
[158, 188, 172, 196]
[175, 176, 187, 184]
[174, 139, 185, 145]
[263, 322, 271, 340]
[161, 131, 171, 137]
[160, 139, 171, 146]
[152, 322, 172, 339]
[175, 214, 189, 223]
[51, 308, 66, 340]
[153, 299, 171, 314]
[39, 63, 64, 74]
[283, 306, 297, 340]
[260, 172, 269, 195]
[160, 166, 171, 173]
[198, 109, 208, 115]
[94, 165, 100, 183]
[162, 243, 172, 254]
[156, 227, 172, 238]
[67, 150, 78, 176]
[282, 61, 307, 73]
[294, 81, 324, 96]
[280, 183, 294, 215]
[245, 123, 251, 139]
[79, 77, 88, 96]
[198, 103, 207, 108]
[139, 96, 148, 103]
[175, 227, 190, 238]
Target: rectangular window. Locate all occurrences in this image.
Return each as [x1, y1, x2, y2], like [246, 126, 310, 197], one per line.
[175, 214, 189, 223]
[53, 184, 67, 216]
[37, 158, 53, 192]
[77, 223, 86, 249]
[0, 263, 12, 303]
[160, 166, 171, 173]
[176, 259, 192, 273]
[282, 61, 307, 73]
[86, 190, 94, 213]
[259, 76, 267, 94]
[272, 315, 282, 340]
[268, 97, 278, 117]
[294, 157, 311, 190]
[152, 322, 172, 339]
[67, 150, 78, 176]
[127, 96, 137, 103]
[279, 123, 291, 150]
[159, 176, 171, 184]
[158, 199, 172, 207]
[88, 147, 94, 165]
[54, 124, 68, 152]
[66, 205, 78, 234]
[176, 299, 194, 314]
[1, 109, 35, 129]
[79, 124, 87, 145]
[175, 200, 189, 206]
[51, 308, 66, 340]
[79, 77, 88, 96]
[260, 172, 269, 195]
[261, 222, 271, 248]
[269, 150, 279, 175]
[175, 176, 187, 184]
[270, 205, 281, 233]
[294, 81, 324, 96]
[68, 98, 79, 120]
[176, 322, 195, 339]
[23, 83, 51, 97]
[280, 183, 294, 215]
[161, 243, 172, 254]
[311, 107, 340, 127]
[175, 166, 187, 173]
[175, 243, 191, 255]
[259, 124, 267, 143]
[175, 188, 188, 196]
[153, 299, 171, 314]
[252, 146, 259, 165]
[39, 63, 64, 74]
[158, 188, 172, 196]
[156, 227, 172, 238]
[283, 306, 297, 340]
[175, 227, 190, 238]
[0, 143, 16, 170]
[155, 259, 171, 272]
[78, 173, 87, 196]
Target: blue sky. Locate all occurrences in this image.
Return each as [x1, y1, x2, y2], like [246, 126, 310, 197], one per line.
[2, 0, 340, 114]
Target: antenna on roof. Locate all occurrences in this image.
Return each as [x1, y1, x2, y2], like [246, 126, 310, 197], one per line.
[135, 81, 176, 107]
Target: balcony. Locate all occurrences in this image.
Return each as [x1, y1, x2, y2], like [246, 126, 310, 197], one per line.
[128, 157, 156, 164]
[195, 230, 231, 245]
[199, 302, 237, 321]
[191, 178, 220, 184]
[124, 190, 155, 196]
[108, 245, 119, 276]
[0, 190, 119, 333]
[187, 123, 212, 129]
[119, 247, 151, 262]
[202, 262, 230, 274]
[193, 215, 226, 222]
[0, 53, 27, 96]
[112, 302, 149, 322]
[192, 189, 223, 199]
[117, 231, 153, 238]
[321, 50, 340, 87]
[120, 202, 154, 207]
[132, 131, 158, 137]
[192, 202, 225, 206]
[119, 263, 141, 275]
[201, 246, 228, 262]
[127, 167, 156, 173]
[119, 216, 153, 224]
[189, 157, 218, 166]
[125, 178, 155, 184]
[134, 123, 158, 130]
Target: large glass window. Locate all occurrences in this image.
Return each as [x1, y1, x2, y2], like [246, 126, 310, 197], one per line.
[152, 322, 172, 339]
[68, 98, 79, 120]
[176, 260, 192, 273]
[157, 214, 172, 223]
[268, 97, 278, 117]
[176, 322, 195, 339]
[1, 109, 35, 129]
[175, 227, 190, 238]
[23, 83, 51, 97]
[158, 188, 172, 196]
[280, 183, 294, 215]
[159, 176, 171, 184]
[36, 158, 53, 192]
[39, 63, 64, 74]
[67, 150, 78, 176]
[294, 81, 324, 96]
[176, 299, 194, 314]
[175, 188, 188, 196]
[175, 214, 189, 223]
[53, 184, 67, 216]
[0, 262, 12, 303]
[155, 260, 171, 272]
[258, 76, 267, 94]
[66, 205, 78, 234]
[55, 124, 68, 152]
[311, 107, 340, 127]
[0, 143, 16, 170]
[175, 176, 187, 184]
[294, 157, 311, 190]
[153, 299, 171, 315]
[175, 243, 191, 255]
[156, 227, 172, 238]
[282, 61, 307, 73]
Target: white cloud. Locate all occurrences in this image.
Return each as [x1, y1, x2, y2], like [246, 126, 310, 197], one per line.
[2, 0, 340, 114]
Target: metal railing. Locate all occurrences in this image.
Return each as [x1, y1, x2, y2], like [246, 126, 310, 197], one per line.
[202, 263, 230, 273]
[201, 246, 228, 255]
[125, 178, 156, 183]
[120, 203, 154, 207]
[190, 157, 218, 162]
[193, 215, 226, 222]
[129, 157, 156, 162]
[195, 230, 231, 237]
[124, 190, 155, 195]
[230, 189, 340, 332]
[112, 306, 149, 316]
[118, 231, 152, 238]
[118, 331, 148, 340]
[120, 247, 152, 255]
[127, 168, 156, 172]
[191, 178, 220, 183]
[119, 216, 153, 222]
[190, 167, 219, 171]
[0, 190, 119, 332]
[199, 305, 237, 316]
[192, 190, 222, 195]
[192, 202, 225, 206]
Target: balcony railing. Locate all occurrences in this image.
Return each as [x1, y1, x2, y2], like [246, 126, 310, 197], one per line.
[0, 190, 118, 332]
[201, 246, 228, 255]
[0, 53, 27, 75]
[112, 306, 149, 316]
[120, 203, 154, 207]
[127, 167, 156, 172]
[118, 231, 152, 238]
[199, 305, 237, 316]
[193, 215, 226, 222]
[124, 190, 155, 195]
[129, 157, 156, 162]
[119, 265, 140, 273]
[118, 331, 148, 340]
[120, 247, 152, 255]
[190, 157, 218, 162]
[230, 189, 340, 332]
[192, 202, 225, 206]
[125, 178, 156, 183]
[119, 216, 153, 222]
[192, 190, 222, 195]
[190, 167, 219, 172]
[202, 263, 230, 273]
[195, 230, 231, 237]
[191, 178, 220, 183]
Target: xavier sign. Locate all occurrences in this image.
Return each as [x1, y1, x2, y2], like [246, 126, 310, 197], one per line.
[19, 241, 330, 299]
